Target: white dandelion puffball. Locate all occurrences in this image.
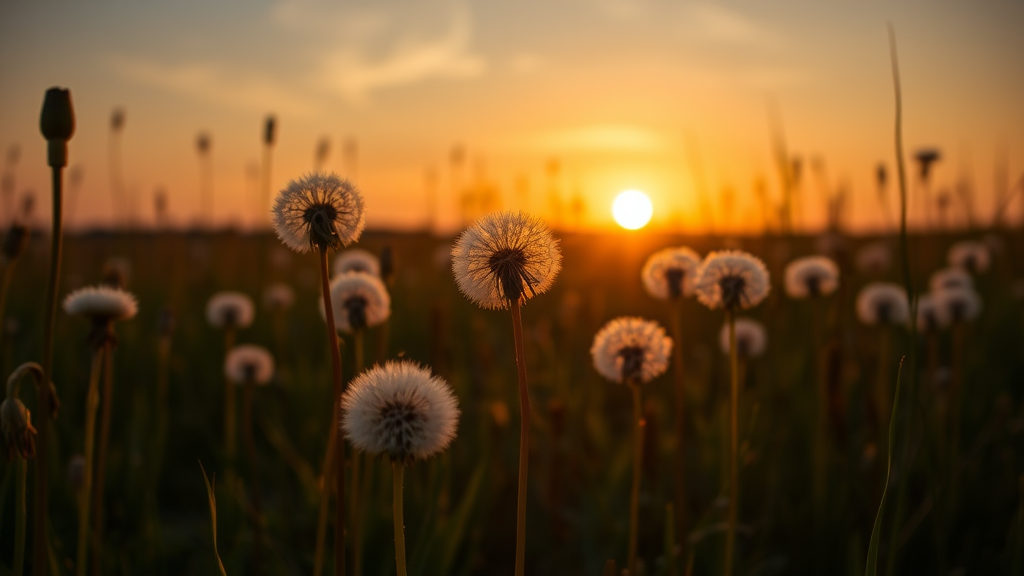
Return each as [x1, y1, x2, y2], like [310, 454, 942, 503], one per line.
[272, 172, 365, 253]
[856, 241, 891, 275]
[934, 286, 982, 324]
[333, 248, 380, 277]
[451, 211, 561, 310]
[855, 283, 909, 326]
[784, 256, 840, 299]
[63, 286, 138, 322]
[224, 345, 275, 385]
[947, 240, 990, 273]
[591, 317, 672, 385]
[694, 250, 770, 311]
[718, 317, 767, 358]
[341, 361, 459, 463]
[916, 294, 948, 333]
[641, 246, 702, 300]
[206, 292, 255, 329]
[263, 283, 295, 311]
[327, 272, 391, 333]
[929, 267, 973, 293]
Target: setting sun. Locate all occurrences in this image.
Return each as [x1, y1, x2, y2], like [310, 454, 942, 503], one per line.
[612, 190, 653, 230]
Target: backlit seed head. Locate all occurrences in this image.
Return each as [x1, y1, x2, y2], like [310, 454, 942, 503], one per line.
[224, 345, 275, 385]
[718, 318, 767, 358]
[63, 285, 138, 323]
[694, 250, 770, 311]
[947, 240, 990, 274]
[855, 282, 909, 326]
[641, 246, 702, 300]
[206, 291, 255, 330]
[333, 248, 380, 277]
[326, 272, 390, 333]
[272, 172, 365, 253]
[784, 256, 839, 299]
[591, 317, 672, 385]
[934, 286, 982, 324]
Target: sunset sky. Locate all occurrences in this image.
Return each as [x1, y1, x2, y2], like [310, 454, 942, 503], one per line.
[1, 0, 1022, 233]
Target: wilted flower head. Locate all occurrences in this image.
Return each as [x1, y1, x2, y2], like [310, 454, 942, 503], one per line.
[934, 286, 982, 324]
[1, 396, 36, 460]
[855, 283, 909, 326]
[63, 285, 138, 323]
[206, 292, 255, 329]
[272, 172, 365, 253]
[451, 211, 561, 310]
[718, 318, 767, 358]
[641, 246, 702, 300]
[784, 256, 839, 299]
[916, 294, 948, 333]
[947, 240, 990, 274]
[224, 345, 275, 385]
[929, 267, 973, 293]
[333, 248, 380, 277]
[341, 361, 459, 464]
[855, 241, 891, 276]
[591, 317, 672, 385]
[326, 272, 391, 333]
[694, 250, 770, 311]
[263, 283, 295, 312]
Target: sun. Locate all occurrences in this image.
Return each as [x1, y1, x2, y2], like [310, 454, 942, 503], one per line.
[612, 190, 653, 230]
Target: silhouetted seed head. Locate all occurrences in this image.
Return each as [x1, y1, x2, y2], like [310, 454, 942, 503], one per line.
[264, 115, 277, 146]
[916, 294, 948, 333]
[206, 292, 254, 330]
[591, 317, 672, 385]
[40, 87, 75, 167]
[2, 224, 28, 262]
[263, 283, 295, 312]
[341, 361, 459, 464]
[64, 285, 138, 348]
[934, 286, 982, 324]
[196, 133, 211, 155]
[718, 318, 767, 358]
[876, 164, 887, 188]
[914, 148, 941, 180]
[641, 246, 702, 300]
[110, 108, 125, 132]
[947, 240, 990, 274]
[451, 211, 561, 310]
[694, 250, 770, 311]
[225, 345, 275, 385]
[1, 396, 36, 461]
[784, 256, 839, 299]
[855, 283, 909, 326]
[333, 248, 380, 277]
[856, 241, 891, 275]
[929, 267, 973, 293]
[325, 272, 390, 333]
[272, 172, 365, 253]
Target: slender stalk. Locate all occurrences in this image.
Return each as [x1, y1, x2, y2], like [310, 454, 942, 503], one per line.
[949, 323, 964, 470]
[510, 301, 531, 576]
[669, 298, 687, 556]
[319, 246, 346, 576]
[90, 346, 116, 576]
[876, 329, 891, 446]
[724, 311, 738, 576]
[76, 347, 105, 576]
[14, 454, 27, 576]
[313, 431, 336, 576]
[243, 378, 263, 573]
[224, 327, 237, 482]
[627, 382, 644, 575]
[351, 331, 364, 576]
[392, 461, 407, 576]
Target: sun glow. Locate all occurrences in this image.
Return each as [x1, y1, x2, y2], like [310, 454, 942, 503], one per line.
[612, 190, 653, 230]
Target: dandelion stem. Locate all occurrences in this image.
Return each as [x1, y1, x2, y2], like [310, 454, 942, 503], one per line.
[319, 246, 346, 576]
[628, 382, 644, 575]
[14, 454, 27, 576]
[242, 377, 264, 573]
[351, 330, 364, 576]
[392, 461, 407, 576]
[669, 298, 688, 558]
[510, 300, 531, 576]
[724, 310, 738, 576]
[76, 347, 105, 576]
[90, 346, 116, 576]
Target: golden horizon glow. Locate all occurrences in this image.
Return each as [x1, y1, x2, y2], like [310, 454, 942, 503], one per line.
[612, 190, 653, 230]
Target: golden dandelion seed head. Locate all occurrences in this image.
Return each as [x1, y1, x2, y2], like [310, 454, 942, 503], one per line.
[333, 248, 380, 277]
[224, 345, 275, 385]
[718, 317, 767, 358]
[855, 282, 909, 326]
[694, 250, 770, 311]
[641, 246, 702, 300]
[947, 240, 990, 274]
[272, 172, 365, 253]
[206, 291, 255, 330]
[324, 272, 390, 333]
[591, 317, 672, 385]
[929, 267, 973, 293]
[784, 256, 839, 299]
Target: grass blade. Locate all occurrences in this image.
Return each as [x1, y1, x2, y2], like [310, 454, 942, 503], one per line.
[199, 461, 228, 576]
[865, 356, 905, 576]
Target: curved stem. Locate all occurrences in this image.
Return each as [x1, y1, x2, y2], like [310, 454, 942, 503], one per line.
[392, 461, 407, 576]
[628, 383, 644, 575]
[724, 311, 738, 576]
[90, 346, 116, 576]
[669, 298, 687, 558]
[14, 454, 27, 576]
[76, 347, 105, 576]
[319, 246, 346, 576]
[510, 301, 531, 576]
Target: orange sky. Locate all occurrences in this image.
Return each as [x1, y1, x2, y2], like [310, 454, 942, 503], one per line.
[1, 0, 1022, 234]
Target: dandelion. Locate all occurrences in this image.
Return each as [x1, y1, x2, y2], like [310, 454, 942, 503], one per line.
[64, 285, 136, 576]
[333, 248, 381, 277]
[718, 318, 767, 358]
[693, 249, 769, 576]
[3, 362, 48, 576]
[326, 272, 391, 335]
[784, 256, 839, 299]
[929, 267, 973, 293]
[206, 291, 255, 330]
[263, 282, 295, 312]
[855, 241, 891, 276]
[272, 172, 365, 576]
[641, 247, 701, 300]
[856, 283, 909, 326]
[225, 345, 275, 386]
[591, 317, 671, 574]
[947, 240, 990, 274]
[451, 210, 560, 576]
[341, 361, 459, 576]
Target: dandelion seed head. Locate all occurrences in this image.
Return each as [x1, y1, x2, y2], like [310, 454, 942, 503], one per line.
[934, 286, 982, 324]
[326, 272, 390, 333]
[784, 256, 839, 299]
[1, 397, 36, 461]
[333, 248, 380, 277]
[718, 318, 767, 358]
[856, 241, 891, 276]
[929, 267, 973, 293]
[855, 282, 909, 326]
[272, 172, 365, 253]
[641, 246, 702, 300]
[694, 250, 770, 311]
[591, 317, 672, 384]
[341, 360, 459, 463]
[206, 292, 254, 329]
[263, 283, 295, 312]
[451, 211, 561, 310]
[947, 240, 990, 274]
[224, 344, 275, 385]
[63, 285, 138, 323]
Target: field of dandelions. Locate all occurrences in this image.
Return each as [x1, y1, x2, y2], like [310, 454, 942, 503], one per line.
[2, 86, 1024, 576]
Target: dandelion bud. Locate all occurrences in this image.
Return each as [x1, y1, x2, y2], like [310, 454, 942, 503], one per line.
[40, 87, 75, 167]
[2, 224, 29, 261]
[110, 108, 125, 132]
[1, 397, 37, 460]
[263, 115, 276, 146]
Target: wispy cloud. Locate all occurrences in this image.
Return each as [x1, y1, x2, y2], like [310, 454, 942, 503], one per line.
[683, 3, 783, 47]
